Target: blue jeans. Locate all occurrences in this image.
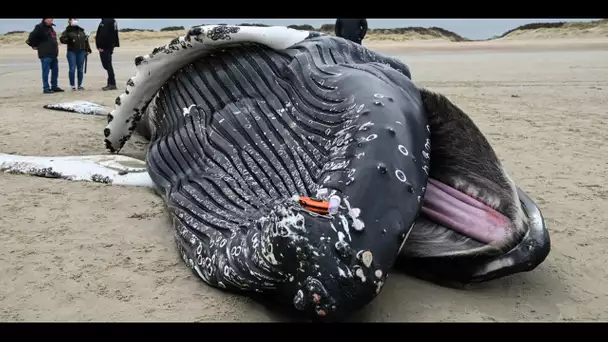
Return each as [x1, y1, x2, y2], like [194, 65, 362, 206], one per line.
[67, 50, 86, 88]
[40, 56, 59, 91]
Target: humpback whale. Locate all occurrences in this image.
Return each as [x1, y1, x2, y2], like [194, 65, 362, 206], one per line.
[0, 25, 550, 322]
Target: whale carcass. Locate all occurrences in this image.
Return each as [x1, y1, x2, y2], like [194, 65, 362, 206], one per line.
[0, 25, 550, 322]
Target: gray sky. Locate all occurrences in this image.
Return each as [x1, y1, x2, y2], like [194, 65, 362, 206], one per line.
[1, 18, 600, 40]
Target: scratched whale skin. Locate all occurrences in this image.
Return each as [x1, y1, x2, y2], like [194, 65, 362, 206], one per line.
[102, 25, 550, 321]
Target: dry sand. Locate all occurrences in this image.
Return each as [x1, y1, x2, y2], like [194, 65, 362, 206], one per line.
[1, 35, 607, 322]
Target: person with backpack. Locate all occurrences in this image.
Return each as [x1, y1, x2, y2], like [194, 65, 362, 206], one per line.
[95, 18, 120, 91]
[334, 18, 369, 45]
[60, 18, 92, 91]
[26, 18, 65, 94]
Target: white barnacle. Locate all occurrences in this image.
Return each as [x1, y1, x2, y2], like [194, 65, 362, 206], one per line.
[358, 121, 374, 131]
[343, 198, 365, 232]
[231, 246, 242, 257]
[293, 289, 305, 310]
[376, 280, 384, 294]
[361, 251, 373, 268]
[355, 267, 366, 283]
[352, 219, 364, 232]
[365, 134, 377, 142]
[398, 145, 409, 156]
[395, 169, 407, 182]
[182, 104, 196, 116]
[328, 195, 341, 215]
[375, 269, 383, 279]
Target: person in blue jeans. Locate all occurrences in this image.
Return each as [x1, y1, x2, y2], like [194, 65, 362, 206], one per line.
[60, 18, 92, 91]
[26, 18, 65, 94]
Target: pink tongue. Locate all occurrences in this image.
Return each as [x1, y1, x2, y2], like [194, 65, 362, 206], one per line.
[421, 178, 511, 244]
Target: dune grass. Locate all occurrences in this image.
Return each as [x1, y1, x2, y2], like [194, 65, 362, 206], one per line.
[496, 19, 608, 40]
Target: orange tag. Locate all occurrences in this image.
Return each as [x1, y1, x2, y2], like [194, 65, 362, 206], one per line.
[298, 196, 330, 214]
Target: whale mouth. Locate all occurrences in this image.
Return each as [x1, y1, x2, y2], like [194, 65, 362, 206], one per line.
[398, 87, 531, 263]
[421, 178, 512, 245]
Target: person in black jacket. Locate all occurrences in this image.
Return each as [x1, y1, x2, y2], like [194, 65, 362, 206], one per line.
[95, 18, 120, 91]
[60, 18, 92, 91]
[26, 18, 65, 94]
[334, 18, 368, 45]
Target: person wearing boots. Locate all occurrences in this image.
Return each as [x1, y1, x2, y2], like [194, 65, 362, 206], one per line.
[60, 18, 92, 91]
[95, 18, 120, 91]
[26, 18, 65, 94]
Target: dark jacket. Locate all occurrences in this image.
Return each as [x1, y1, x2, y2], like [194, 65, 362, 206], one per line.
[26, 20, 59, 59]
[335, 18, 368, 43]
[60, 25, 92, 53]
[95, 18, 120, 50]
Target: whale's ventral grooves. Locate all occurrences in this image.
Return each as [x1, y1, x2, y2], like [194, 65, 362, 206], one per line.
[140, 35, 429, 321]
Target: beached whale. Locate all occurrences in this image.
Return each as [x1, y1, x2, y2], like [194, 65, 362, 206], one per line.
[0, 25, 550, 321]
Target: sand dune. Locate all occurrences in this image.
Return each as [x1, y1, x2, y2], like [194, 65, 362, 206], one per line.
[498, 20, 608, 40]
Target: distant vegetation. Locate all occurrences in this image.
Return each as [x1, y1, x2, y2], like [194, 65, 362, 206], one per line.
[496, 19, 608, 39]
[118, 28, 155, 33]
[497, 22, 569, 39]
[287, 24, 316, 31]
[5, 30, 25, 35]
[160, 26, 185, 32]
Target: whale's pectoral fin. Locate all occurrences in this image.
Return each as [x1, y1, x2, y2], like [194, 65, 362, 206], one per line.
[0, 153, 155, 188]
[43, 100, 111, 116]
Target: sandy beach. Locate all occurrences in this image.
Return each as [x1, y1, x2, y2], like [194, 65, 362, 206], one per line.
[0, 33, 607, 322]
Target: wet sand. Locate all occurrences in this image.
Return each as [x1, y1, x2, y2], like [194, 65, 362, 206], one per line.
[1, 38, 607, 321]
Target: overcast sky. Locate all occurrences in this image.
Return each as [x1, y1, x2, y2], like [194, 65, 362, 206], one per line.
[1, 18, 599, 40]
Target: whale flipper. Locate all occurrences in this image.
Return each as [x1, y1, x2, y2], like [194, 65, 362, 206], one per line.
[43, 100, 112, 116]
[0, 153, 154, 187]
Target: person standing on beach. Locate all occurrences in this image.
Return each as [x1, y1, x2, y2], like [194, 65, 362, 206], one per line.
[60, 18, 92, 91]
[334, 18, 368, 45]
[26, 18, 65, 94]
[95, 18, 120, 91]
